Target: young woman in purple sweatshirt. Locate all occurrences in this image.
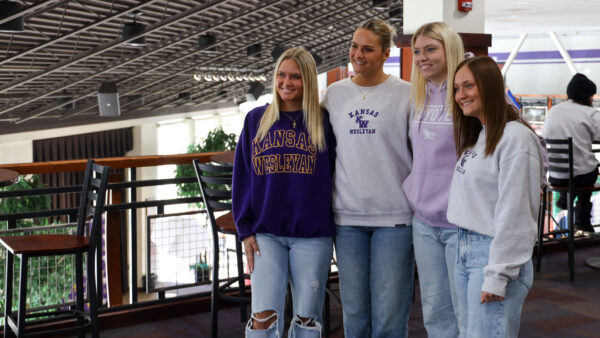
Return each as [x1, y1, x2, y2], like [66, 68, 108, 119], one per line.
[401, 22, 464, 338]
[232, 47, 336, 338]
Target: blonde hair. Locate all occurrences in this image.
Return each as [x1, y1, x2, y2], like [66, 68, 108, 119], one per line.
[254, 47, 326, 151]
[356, 18, 396, 51]
[410, 22, 464, 113]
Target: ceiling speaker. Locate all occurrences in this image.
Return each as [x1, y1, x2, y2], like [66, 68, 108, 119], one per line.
[98, 82, 121, 117]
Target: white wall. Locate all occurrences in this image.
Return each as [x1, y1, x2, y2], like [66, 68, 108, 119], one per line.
[490, 33, 600, 95]
[0, 140, 32, 165]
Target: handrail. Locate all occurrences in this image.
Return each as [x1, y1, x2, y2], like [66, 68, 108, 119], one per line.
[0, 152, 222, 174]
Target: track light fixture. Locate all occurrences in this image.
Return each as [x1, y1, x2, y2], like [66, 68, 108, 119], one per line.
[193, 72, 268, 82]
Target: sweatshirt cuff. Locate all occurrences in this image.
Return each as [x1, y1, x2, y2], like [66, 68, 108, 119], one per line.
[481, 275, 508, 298]
[235, 220, 253, 241]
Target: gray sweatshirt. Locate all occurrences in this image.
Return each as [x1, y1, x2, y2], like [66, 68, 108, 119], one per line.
[542, 100, 600, 178]
[447, 121, 544, 297]
[322, 76, 413, 226]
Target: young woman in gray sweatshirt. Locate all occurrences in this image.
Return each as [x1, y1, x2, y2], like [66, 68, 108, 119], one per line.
[447, 56, 544, 337]
[321, 19, 414, 338]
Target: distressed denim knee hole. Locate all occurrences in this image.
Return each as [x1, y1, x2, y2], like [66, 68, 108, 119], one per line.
[247, 310, 278, 332]
[288, 314, 322, 337]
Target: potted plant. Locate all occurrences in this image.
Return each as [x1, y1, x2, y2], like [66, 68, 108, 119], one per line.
[190, 252, 211, 284]
[174, 127, 237, 206]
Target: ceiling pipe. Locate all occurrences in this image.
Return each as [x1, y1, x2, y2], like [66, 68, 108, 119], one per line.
[501, 33, 527, 80]
[548, 31, 578, 75]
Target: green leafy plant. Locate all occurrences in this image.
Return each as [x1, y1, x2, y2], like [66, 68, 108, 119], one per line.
[0, 174, 51, 228]
[174, 127, 237, 201]
[0, 175, 73, 323]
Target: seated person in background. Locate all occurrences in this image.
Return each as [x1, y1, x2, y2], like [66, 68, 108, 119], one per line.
[542, 73, 599, 233]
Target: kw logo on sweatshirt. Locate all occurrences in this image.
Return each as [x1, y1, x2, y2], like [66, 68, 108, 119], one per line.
[348, 108, 379, 135]
[456, 149, 477, 174]
[251, 129, 316, 175]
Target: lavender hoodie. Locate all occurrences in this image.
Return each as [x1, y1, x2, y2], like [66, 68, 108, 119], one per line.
[402, 81, 457, 228]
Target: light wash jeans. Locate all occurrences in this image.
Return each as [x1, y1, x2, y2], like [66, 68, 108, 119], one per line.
[335, 225, 414, 338]
[454, 228, 533, 338]
[412, 217, 459, 338]
[246, 233, 333, 338]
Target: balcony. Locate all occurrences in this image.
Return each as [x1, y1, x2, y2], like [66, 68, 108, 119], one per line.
[1, 153, 600, 337]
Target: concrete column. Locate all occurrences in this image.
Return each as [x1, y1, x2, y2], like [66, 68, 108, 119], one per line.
[403, 0, 485, 34]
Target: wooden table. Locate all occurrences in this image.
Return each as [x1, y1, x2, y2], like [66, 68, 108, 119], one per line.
[211, 151, 235, 165]
[0, 168, 19, 188]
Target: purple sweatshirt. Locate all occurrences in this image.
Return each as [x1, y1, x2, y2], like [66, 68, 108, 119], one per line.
[232, 104, 336, 240]
[402, 81, 457, 228]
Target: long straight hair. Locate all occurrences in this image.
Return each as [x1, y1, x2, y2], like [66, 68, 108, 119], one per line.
[254, 47, 325, 151]
[451, 56, 533, 156]
[410, 22, 464, 113]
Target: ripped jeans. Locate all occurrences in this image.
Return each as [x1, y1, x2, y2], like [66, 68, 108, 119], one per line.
[247, 233, 333, 338]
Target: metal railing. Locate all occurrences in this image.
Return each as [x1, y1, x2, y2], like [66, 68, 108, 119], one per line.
[0, 152, 242, 329]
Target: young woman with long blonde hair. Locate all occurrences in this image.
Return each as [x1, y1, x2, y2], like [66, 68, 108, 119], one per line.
[233, 47, 336, 338]
[402, 22, 464, 337]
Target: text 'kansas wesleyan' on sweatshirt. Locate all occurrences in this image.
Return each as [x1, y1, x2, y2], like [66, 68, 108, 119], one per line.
[322, 76, 413, 226]
[403, 81, 456, 228]
[232, 104, 336, 240]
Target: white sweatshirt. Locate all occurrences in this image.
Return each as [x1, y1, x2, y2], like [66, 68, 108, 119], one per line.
[322, 76, 413, 226]
[542, 100, 600, 178]
[447, 121, 544, 297]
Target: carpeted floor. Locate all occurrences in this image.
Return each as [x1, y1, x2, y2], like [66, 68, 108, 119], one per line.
[98, 243, 600, 337]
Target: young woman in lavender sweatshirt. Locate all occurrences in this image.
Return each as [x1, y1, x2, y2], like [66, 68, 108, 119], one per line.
[401, 22, 464, 338]
[447, 56, 544, 337]
[232, 47, 336, 338]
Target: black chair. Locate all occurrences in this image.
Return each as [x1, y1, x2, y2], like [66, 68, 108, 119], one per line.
[0, 159, 110, 337]
[536, 138, 600, 281]
[193, 159, 249, 338]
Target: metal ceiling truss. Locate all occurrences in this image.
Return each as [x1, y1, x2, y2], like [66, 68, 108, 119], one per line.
[0, 0, 403, 134]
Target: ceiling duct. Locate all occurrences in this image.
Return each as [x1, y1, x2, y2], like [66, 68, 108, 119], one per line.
[271, 44, 287, 60]
[123, 12, 146, 47]
[245, 82, 265, 102]
[178, 92, 192, 102]
[0, 1, 24, 32]
[198, 33, 217, 49]
[311, 52, 323, 66]
[56, 96, 74, 110]
[247, 43, 262, 58]
[389, 8, 402, 21]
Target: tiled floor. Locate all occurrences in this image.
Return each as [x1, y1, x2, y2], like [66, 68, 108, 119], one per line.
[99, 244, 600, 337]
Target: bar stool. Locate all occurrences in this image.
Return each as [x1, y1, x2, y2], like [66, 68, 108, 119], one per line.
[0, 159, 110, 337]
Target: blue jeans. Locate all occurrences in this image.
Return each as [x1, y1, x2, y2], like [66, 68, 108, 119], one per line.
[412, 217, 459, 338]
[335, 225, 414, 338]
[455, 228, 533, 338]
[246, 233, 333, 338]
